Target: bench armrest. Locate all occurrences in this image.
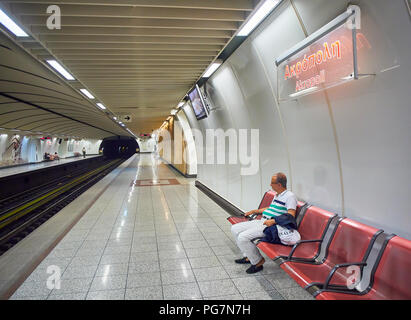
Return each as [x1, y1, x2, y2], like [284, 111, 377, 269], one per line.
[286, 239, 323, 261]
[248, 212, 262, 220]
[323, 262, 367, 290]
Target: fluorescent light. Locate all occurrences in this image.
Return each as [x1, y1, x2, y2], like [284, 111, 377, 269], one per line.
[289, 86, 318, 98]
[96, 103, 106, 110]
[237, 0, 280, 36]
[46, 60, 75, 80]
[203, 61, 222, 78]
[178, 102, 185, 108]
[80, 89, 95, 99]
[0, 9, 29, 37]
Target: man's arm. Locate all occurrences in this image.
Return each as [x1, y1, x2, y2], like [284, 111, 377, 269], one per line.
[244, 207, 268, 217]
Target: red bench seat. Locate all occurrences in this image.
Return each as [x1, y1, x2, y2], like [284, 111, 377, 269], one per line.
[257, 206, 336, 261]
[316, 235, 411, 300]
[280, 218, 383, 290]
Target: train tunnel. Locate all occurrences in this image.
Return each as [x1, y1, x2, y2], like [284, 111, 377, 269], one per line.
[99, 136, 139, 159]
[0, 0, 410, 305]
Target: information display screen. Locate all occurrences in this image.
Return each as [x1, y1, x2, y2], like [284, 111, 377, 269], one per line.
[188, 85, 209, 120]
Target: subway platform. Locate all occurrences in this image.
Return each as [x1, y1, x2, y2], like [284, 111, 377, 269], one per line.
[1, 154, 313, 300]
[0, 155, 100, 179]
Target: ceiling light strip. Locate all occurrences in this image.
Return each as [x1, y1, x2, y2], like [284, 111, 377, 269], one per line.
[0, 9, 29, 37]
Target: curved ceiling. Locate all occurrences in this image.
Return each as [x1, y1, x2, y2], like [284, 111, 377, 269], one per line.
[0, 0, 257, 135]
[0, 32, 131, 139]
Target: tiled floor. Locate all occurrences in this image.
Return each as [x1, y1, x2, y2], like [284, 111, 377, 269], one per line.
[9, 153, 314, 300]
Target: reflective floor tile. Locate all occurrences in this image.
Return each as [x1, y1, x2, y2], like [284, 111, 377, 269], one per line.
[26, 267, 55, 283]
[130, 252, 159, 263]
[158, 250, 187, 261]
[100, 253, 130, 265]
[106, 238, 133, 248]
[69, 255, 101, 267]
[203, 231, 231, 240]
[211, 245, 239, 256]
[103, 245, 131, 256]
[48, 248, 78, 259]
[241, 290, 279, 300]
[192, 266, 230, 282]
[54, 240, 83, 251]
[223, 264, 259, 279]
[182, 240, 209, 249]
[162, 282, 202, 300]
[156, 241, 183, 252]
[11, 281, 52, 298]
[9, 295, 49, 300]
[161, 269, 196, 285]
[80, 240, 107, 250]
[133, 230, 156, 238]
[199, 227, 223, 235]
[126, 272, 161, 288]
[52, 277, 93, 294]
[259, 262, 283, 275]
[86, 289, 125, 300]
[179, 233, 205, 242]
[90, 275, 127, 291]
[157, 235, 181, 243]
[197, 279, 239, 298]
[48, 292, 87, 300]
[232, 277, 268, 294]
[188, 255, 221, 269]
[131, 243, 158, 253]
[185, 247, 215, 258]
[159, 258, 191, 272]
[76, 247, 105, 257]
[62, 265, 98, 279]
[128, 261, 160, 274]
[95, 263, 129, 277]
[131, 236, 157, 245]
[216, 254, 239, 266]
[125, 286, 163, 300]
[277, 287, 315, 300]
[38, 257, 72, 270]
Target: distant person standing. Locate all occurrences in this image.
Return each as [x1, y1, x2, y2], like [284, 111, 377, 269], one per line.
[82, 147, 86, 158]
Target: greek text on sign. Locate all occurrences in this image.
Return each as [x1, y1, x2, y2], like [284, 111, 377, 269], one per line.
[277, 24, 355, 100]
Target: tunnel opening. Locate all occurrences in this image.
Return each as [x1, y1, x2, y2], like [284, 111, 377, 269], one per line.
[99, 136, 139, 159]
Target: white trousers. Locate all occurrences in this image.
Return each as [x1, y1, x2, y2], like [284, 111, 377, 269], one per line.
[231, 219, 266, 265]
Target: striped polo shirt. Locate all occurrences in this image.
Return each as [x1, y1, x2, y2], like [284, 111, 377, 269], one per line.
[262, 190, 297, 219]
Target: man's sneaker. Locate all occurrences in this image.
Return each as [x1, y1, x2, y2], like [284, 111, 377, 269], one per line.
[234, 257, 251, 264]
[246, 264, 263, 274]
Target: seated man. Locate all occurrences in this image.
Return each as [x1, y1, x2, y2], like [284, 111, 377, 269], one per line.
[231, 172, 297, 274]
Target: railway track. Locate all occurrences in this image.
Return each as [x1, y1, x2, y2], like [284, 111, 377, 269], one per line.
[0, 158, 124, 255]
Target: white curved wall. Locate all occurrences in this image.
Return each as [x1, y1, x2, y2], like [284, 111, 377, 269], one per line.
[137, 137, 156, 153]
[183, 0, 411, 239]
[0, 129, 102, 166]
